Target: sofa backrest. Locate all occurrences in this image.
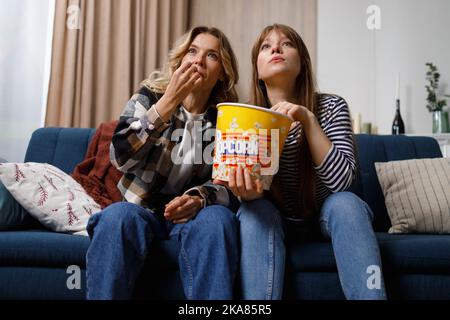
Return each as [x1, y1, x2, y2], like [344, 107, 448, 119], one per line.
[24, 128, 443, 232]
[24, 127, 96, 174]
[351, 134, 443, 232]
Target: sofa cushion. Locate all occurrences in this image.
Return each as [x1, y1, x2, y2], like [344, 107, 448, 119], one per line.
[0, 180, 42, 231]
[286, 233, 450, 274]
[0, 230, 180, 270]
[375, 158, 450, 234]
[354, 135, 443, 232]
[0, 162, 102, 236]
[0, 230, 90, 268]
[286, 239, 335, 272]
[377, 233, 450, 274]
[143, 239, 181, 270]
[0, 267, 87, 300]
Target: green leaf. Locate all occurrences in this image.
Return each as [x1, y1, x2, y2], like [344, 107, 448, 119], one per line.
[424, 62, 446, 112]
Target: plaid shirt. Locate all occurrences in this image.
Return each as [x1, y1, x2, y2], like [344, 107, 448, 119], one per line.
[110, 87, 239, 213]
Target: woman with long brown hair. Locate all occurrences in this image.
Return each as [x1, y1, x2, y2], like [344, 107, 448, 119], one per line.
[220, 24, 386, 300]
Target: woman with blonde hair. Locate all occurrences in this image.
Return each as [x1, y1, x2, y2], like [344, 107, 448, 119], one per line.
[86, 26, 241, 300]
[219, 24, 387, 300]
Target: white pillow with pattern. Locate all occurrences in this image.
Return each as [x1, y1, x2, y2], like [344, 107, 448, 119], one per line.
[0, 162, 102, 236]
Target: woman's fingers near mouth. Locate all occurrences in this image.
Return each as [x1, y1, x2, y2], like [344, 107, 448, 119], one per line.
[196, 70, 205, 78]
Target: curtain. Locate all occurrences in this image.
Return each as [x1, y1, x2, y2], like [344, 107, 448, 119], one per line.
[45, 0, 188, 128]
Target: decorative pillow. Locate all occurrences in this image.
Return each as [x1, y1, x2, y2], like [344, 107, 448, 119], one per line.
[0, 162, 102, 236]
[375, 158, 450, 234]
[0, 157, 41, 230]
[0, 179, 43, 230]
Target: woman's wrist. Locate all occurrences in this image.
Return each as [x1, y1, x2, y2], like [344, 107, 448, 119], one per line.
[301, 110, 317, 130]
[240, 192, 264, 202]
[155, 95, 179, 123]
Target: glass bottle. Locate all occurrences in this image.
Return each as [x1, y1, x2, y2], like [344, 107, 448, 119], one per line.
[392, 99, 405, 135]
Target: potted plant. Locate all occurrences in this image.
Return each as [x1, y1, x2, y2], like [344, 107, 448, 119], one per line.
[425, 62, 450, 133]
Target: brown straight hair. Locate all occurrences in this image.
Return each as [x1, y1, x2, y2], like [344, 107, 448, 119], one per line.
[250, 24, 318, 218]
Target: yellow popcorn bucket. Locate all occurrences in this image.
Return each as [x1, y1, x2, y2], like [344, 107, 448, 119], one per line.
[213, 103, 293, 190]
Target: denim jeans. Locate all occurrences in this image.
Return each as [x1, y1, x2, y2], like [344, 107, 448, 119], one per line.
[86, 202, 239, 300]
[319, 192, 387, 300]
[236, 198, 285, 300]
[237, 192, 387, 300]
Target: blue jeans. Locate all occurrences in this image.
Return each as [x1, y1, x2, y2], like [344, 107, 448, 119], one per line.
[236, 198, 285, 300]
[320, 192, 387, 300]
[86, 202, 239, 300]
[237, 192, 387, 300]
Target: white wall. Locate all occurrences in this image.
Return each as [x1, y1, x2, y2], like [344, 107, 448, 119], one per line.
[317, 0, 450, 134]
[0, 0, 54, 162]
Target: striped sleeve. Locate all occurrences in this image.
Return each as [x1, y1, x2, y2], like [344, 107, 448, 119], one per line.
[110, 87, 170, 173]
[313, 96, 356, 193]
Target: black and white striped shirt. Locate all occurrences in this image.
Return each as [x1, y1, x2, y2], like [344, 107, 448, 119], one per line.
[278, 94, 356, 221]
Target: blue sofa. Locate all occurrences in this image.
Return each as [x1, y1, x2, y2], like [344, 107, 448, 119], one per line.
[1, 127, 449, 300]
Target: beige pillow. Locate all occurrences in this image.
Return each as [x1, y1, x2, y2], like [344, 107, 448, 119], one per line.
[375, 158, 450, 234]
[0, 162, 102, 236]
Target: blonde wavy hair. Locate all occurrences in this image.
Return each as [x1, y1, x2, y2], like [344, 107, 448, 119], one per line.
[141, 26, 239, 104]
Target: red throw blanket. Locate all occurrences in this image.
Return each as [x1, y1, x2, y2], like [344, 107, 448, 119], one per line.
[71, 121, 123, 209]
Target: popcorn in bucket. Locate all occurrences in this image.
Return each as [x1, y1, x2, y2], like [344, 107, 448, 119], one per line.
[213, 103, 293, 190]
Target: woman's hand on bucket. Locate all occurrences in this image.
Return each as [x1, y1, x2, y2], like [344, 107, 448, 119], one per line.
[213, 165, 264, 201]
[271, 101, 311, 125]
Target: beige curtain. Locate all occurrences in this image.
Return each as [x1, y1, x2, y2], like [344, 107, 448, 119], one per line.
[46, 0, 189, 128]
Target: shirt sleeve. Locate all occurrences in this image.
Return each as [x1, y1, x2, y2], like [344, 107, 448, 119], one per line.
[313, 96, 357, 193]
[110, 87, 171, 173]
[183, 181, 241, 213]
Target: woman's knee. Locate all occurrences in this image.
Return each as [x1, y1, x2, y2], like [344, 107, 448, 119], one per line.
[237, 198, 283, 229]
[88, 201, 155, 234]
[321, 192, 373, 225]
[192, 205, 237, 232]
[88, 202, 161, 259]
[99, 202, 141, 222]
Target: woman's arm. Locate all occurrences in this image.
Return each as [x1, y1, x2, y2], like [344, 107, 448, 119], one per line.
[271, 101, 331, 166]
[302, 111, 333, 166]
[184, 180, 241, 212]
[110, 87, 170, 173]
[111, 60, 204, 173]
[312, 97, 356, 192]
[271, 96, 356, 192]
